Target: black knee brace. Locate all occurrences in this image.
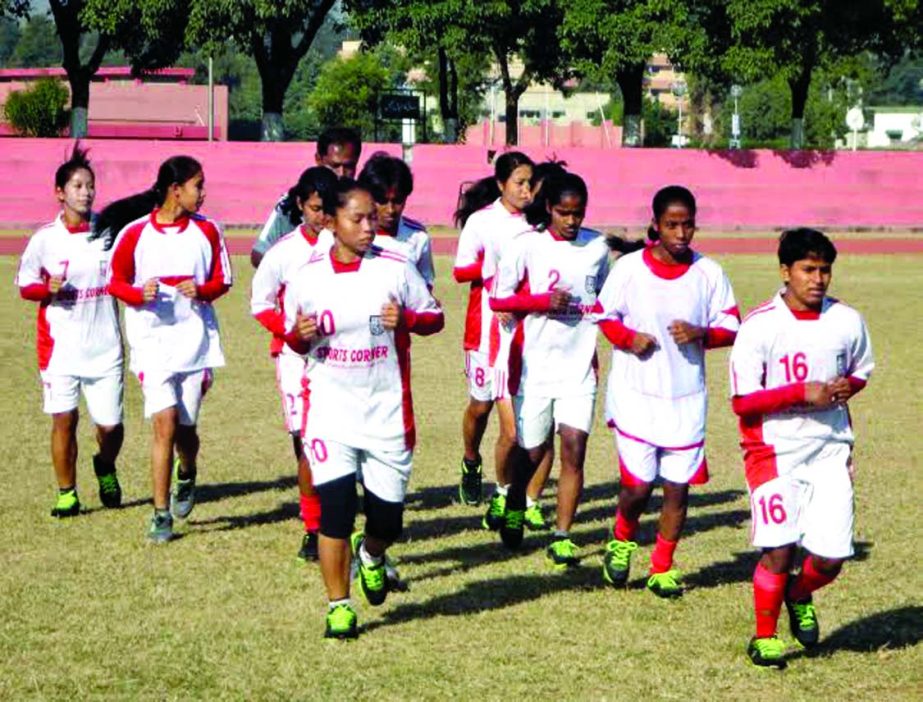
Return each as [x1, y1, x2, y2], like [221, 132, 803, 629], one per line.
[364, 488, 404, 543]
[316, 474, 358, 539]
[290, 431, 304, 460]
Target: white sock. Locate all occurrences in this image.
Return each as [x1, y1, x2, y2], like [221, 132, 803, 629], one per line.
[359, 541, 384, 567]
[495, 484, 509, 497]
[328, 598, 350, 610]
[526, 496, 538, 508]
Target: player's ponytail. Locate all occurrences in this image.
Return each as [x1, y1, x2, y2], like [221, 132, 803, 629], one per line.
[281, 166, 339, 226]
[93, 155, 203, 249]
[455, 151, 535, 227]
[648, 185, 696, 242]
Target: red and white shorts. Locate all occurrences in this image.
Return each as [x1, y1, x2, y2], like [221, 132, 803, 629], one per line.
[749, 442, 854, 559]
[40, 370, 123, 426]
[614, 428, 708, 486]
[513, 392, 595, 449]
[275, 353, 309, 435]
[465, 350, 493, 402]
[139, 368, 213, 426]
[303, 436, 413, 503]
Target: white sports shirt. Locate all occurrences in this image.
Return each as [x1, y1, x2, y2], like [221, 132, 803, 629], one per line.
[596, 248, 739, 448]
[729, 291, 874, 484]
[491, 228, 610, 397]
[16, 213, 122, 376]
[283, 245, 444, 452]
[250, 225, 334, 356]
[453, 199, 533, 353]
[251, 194, 291, 257]
[374, 216, 435, 289]
[109, 211, 232, 375]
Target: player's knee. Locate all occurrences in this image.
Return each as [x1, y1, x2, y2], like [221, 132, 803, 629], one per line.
[52, 409, 79, 431]
[467, 398, 492, 420]
[812, 555, 845, 575]
[316, 474, 358, 539]
[364, 489, 404, 543]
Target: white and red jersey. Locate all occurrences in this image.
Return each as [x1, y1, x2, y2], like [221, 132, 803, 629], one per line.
[15, 213, 122, 376]
[108, 210, 232, 375]
[453, 199, 532, 352]
[250, 225, 333, 356]
[595, 248, 740, 447]
[283, 245, 444, 452]
[491, 227, 610, 397]
[374, 216, 435, 289]
[729, 291, 874, 489]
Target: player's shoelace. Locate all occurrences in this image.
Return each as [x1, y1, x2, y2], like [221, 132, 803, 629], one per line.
[605, 539, 638, 568]
[751, 636, 786, 659]
[504, 510, 524, 530]
[97, 473, 119, 495]
[789, 600, 817, 630]
[550, 539, 578, 560]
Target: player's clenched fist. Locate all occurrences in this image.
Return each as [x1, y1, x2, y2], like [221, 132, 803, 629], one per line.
[549, 288, 573, 312]
[142, 278, 159, 302]
[175, 279, 198, 299]
[630, 332, 659, 359]
[295, 311, 318, 342]
[667, 320, 705, 345]
[803, 380, 848, 409]
[381, 299, 401, 330]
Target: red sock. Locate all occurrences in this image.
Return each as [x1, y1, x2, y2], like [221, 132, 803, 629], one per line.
[788, 556, 838, 601]
[753, 563, 788, 638]
[613, 511, 638, 541]
[649, 534, 678, 574]
[299, 493, 321, 532]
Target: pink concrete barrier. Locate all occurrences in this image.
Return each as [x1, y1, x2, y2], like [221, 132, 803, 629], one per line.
[0, 139, 921, 230]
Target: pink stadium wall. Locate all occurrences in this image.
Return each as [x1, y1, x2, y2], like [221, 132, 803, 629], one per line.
[1, 139, 921, 230]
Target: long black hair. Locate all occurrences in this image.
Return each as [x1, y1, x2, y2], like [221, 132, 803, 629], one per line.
[357, 151, 414, 203]
[324, 177, 374, 217]
[647, 185, 696, 241]
[280, 166, 339, 226]
[93, 155, 203, 249]
[524, 159, 568, 227]
[55, 142, 94, 189]
[454, 151, 534, 227]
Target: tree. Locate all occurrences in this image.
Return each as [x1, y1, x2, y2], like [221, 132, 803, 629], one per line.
[307, 51, 389, 138]
[187, 0, 338, 141]
[694, 1, 908, 148]
[559, 0, 698, 147]
[0, 15, 20, 64]
[9, 14, 61, 66]
[3, 76, 69, 136]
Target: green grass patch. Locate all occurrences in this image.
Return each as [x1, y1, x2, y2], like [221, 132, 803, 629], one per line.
[1, 255, 920, 699]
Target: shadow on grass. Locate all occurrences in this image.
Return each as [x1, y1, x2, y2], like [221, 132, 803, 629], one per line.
[194, 476, 297, 505]
[363, 568, 602, 632]
[191, 501, 298, 532]
[79, 496, 151, 515]
[814, 605, 923, 655]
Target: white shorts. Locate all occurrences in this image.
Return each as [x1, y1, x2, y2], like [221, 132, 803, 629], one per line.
[275, 353, 309, 435]
[513, 393, 595, 449]
[749, 442, 854, 559]
[304, 436, 412, 503]
[615, 429, 708, 486]
[139, 369, 213, 425]
[40, 371, 123, 426]
[465, 350, 493, 402]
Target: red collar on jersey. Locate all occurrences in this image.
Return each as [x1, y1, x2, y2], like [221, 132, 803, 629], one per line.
[643, 247, 691, 279]
[547, 228, 569, 242]
[149, 209, 191, 234]
[300, 225, 320, 245]
[329, 246, 362, 273]
[63, 219, 90, 234]
[376, 228, 395, 237]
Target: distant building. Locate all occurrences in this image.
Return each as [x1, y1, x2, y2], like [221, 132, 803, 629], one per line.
[865, 106, 923, 148]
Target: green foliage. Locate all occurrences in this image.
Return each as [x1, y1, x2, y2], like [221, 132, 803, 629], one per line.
[0, 15, 22, 63]
[867, 54, 923, 105]
[307, 49, 391, 139]
[602, 93, 678, 147]
[2, 76, 69, 136]
[9, 14, 62, 67]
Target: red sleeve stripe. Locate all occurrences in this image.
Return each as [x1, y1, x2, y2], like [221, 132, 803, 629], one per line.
[402, 309, 444, 336]
[108, 221, 146, 306]
[254, 308, 286, 337]
[704, 327, 737, 349]
[19, 283, 51, 302]
[598, 319, 636, 350]
[731, 383, 805, 418]
[489, 292, 552, 314]
[195, 219, 231, 302]
[453, 261, 483, 283]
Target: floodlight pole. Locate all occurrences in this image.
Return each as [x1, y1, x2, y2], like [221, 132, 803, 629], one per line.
[730, 84, 742, 149]
[207, 56, 214, 142]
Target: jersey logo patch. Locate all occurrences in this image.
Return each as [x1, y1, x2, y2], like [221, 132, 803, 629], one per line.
[585, 275, 597, 294]
[369, 315, 385, 335]
[99, 260, 108, 276]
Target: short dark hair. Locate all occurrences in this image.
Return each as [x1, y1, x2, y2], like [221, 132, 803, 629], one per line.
[778, 228, 837, 266]
[281, 166, 339, 225]
[55, 142, 93, 189]
[326, 177, 372, 216]
[648, 185, 696, 241]
[317, 127, 362, 158]
[357, 151, 413, 202]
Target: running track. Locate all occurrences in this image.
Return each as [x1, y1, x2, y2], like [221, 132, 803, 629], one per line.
[1, 237, 921, 257]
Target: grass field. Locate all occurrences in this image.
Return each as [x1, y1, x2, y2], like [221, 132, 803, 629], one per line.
[1, 253, 921, 700]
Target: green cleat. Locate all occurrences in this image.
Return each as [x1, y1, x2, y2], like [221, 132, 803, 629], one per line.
[93, 456, 122, 509]
[148, 510, 174, 544]
[747, 636, 788, 669]
[297, 531, 319, 562]
[482, 492, 506, 531]
[786, 595, 820, 649]
[352, 532, 389, 606]
[647, 569, 684, 598]
[50, 489, 80, 518]
[170, 457, 196, 519]
[524, 502, 549, 531]
[602, 539, 638, 587]
[458, 459, 483, 505]
[324, 603, 358, 640]
[500, 508, 525, 549]
[546, 537, 580, 570]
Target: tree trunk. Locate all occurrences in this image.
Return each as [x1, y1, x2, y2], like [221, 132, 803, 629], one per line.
[437, 47, 459, 143]
[788, 69, 812, 149]
[68, 74, 90, 137]
[616, 63, 645, 147]
[504, 90, 520, 146]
